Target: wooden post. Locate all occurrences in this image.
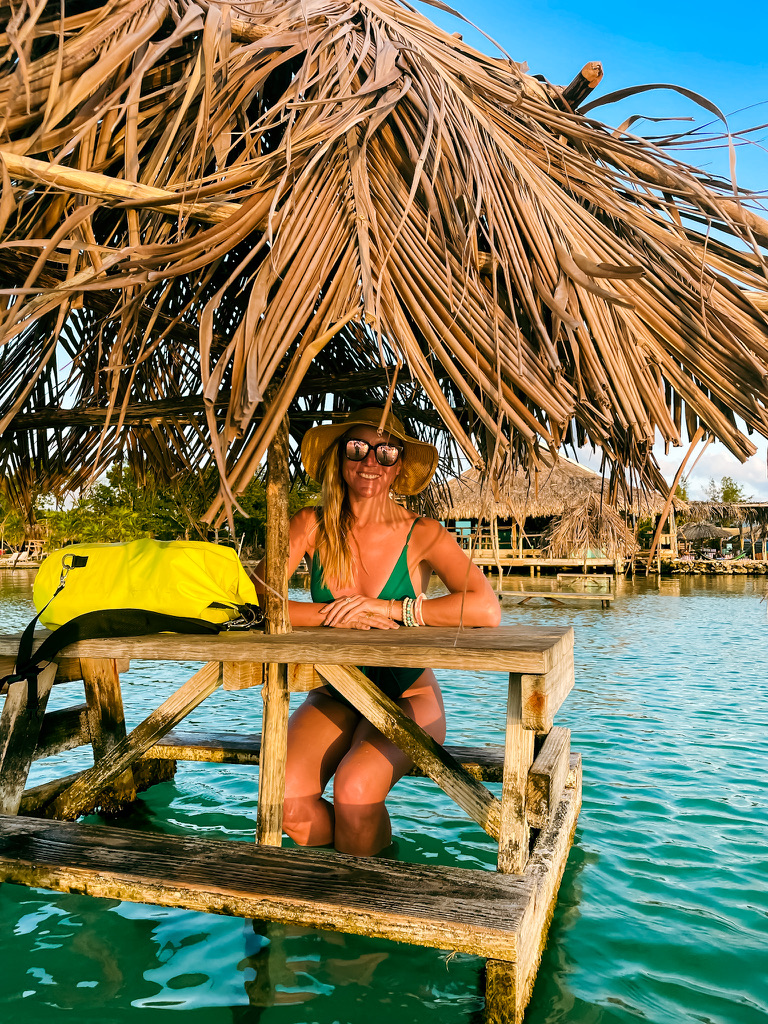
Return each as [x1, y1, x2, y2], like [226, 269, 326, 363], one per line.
[0, 664, 57, 814]
[496, 674, 535, 874]
[256, 414, 291, 847]
[81, 658, 137, 809]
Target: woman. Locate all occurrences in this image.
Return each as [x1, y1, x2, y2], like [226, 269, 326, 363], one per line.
[268, 407, 500, 857]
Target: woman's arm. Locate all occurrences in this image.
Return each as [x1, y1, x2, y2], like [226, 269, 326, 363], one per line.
[412, 518, 501, 627]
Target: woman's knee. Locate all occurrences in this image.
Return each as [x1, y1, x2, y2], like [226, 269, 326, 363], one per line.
[332, 757, 394, 809]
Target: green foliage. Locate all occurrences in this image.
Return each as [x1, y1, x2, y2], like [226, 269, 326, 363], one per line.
[704, 475, 749, 504]
[7, 463, 322, 554]
[674, 476, 690, 502]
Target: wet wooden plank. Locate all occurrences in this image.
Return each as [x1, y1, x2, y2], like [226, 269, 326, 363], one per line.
[0, 625, 573, 676]
[148, 730, 507, 780]
[0, 664, 57, 814]
[0, 814, 529, 960]
[526, 727, 570, 829]
[485, 756, 582, 1023]
[81, 659, 135, 805]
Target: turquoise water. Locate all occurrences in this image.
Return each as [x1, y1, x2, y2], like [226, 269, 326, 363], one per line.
[0, 570, 766, 1024]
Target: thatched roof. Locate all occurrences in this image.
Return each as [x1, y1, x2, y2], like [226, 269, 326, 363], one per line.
[2, 0, 768, 522]
[678, 521, 735, 541]
[545, 495, 639, 559]
[434, 458, 683, 520]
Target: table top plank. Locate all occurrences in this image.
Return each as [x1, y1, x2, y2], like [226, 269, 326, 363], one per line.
[0, 625, 573, 675]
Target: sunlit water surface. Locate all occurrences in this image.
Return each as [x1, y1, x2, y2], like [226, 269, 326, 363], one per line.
[0, 569, 766, 1024]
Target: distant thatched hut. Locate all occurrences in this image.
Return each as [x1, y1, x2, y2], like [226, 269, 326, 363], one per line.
[434, 458, 682, 560]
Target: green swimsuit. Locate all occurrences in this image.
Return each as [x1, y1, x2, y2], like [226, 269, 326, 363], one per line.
[310, 518, 424, 706]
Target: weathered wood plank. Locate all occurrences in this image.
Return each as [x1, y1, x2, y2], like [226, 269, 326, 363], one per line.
[288, 664, 323, 691]
[81, 658, 136, 806]
[520, 653, 574, 733]
[48, 661, 222, 819]
[0, 665, 57, 814]
[315, 663, 501, 839]
[485, 757, 582, 1023]
[1, 657, 129, 692]
[0, 625, 573, 675]
[222, 662, 265, 691]
[514, 760, 581, 1017]
[18, 757, 177, 818]
[34, 703, 91, 760]
[0, 814, 530, 960]
[148, 730, 507, 780]
[526, 727, 570, 829]
[497, 674, 535, 874]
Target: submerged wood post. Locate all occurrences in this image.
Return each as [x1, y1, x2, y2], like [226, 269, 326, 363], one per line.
[80, 659, 137, 809]
[0, 664, 57, 814]
[256, 414, 291, 846]
[497, 673, 535, 874]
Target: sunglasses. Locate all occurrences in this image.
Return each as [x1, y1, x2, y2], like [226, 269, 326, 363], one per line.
[342, 437, 403, 467]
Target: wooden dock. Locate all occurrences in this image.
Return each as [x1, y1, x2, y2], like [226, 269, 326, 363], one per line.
[500, 591, 614, 609]
[0, 625, 581, 1022]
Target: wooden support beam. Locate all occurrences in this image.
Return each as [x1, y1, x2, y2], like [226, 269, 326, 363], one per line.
[222, 662, 265, 691]
[559, 61, 603, 111]
[48, 661, 222, 820]
[34, 703, 90, 760]
[526, 727, 570, 829]
[81, 659, 136, 808]
[315, 663, 501, 839]
[0, 150, 240, 225]
[256, 414, 292, 847]
[497, 674, 536, 874]
[0, 664, 57, 814]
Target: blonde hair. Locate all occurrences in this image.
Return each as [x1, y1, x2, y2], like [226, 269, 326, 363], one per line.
[314, 440, 356, 590]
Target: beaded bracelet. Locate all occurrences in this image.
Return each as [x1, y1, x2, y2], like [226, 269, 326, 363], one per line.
[414, 592, 426, 626]
[402, 596, 419, 627]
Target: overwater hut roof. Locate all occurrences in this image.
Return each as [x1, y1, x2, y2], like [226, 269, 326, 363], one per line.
[2, 0, 768, 522]
[434, 459, 683, 521]
[678, 521, 735, 541]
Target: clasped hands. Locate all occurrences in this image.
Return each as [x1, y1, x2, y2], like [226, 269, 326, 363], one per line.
[319, 594, 399, 630]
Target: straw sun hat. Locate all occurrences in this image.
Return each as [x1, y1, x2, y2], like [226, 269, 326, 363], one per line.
[301, 407, 439, 495]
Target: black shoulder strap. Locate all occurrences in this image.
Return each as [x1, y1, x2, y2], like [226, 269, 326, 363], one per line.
[1, 610, 222, 704]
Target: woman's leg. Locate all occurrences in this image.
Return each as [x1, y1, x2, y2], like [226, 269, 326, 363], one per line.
[282, 689, 360, 846]
[332, 670, 446, 856]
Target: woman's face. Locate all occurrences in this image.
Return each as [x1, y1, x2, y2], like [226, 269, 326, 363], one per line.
[340, 424, 403, 500]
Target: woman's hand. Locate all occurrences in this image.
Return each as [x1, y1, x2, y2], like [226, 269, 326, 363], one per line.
[319, 595, 399, 630]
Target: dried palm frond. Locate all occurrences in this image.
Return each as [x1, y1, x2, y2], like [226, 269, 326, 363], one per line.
[545, 494, 639, 559]
[1, 0, 767, 521]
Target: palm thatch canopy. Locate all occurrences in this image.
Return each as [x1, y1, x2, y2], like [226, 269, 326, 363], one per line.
[2, 0, 768, 522]
[545, 495, 638, 559]
[434, 459, 684, 521]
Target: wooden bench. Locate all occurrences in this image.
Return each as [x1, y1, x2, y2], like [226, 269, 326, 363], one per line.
[500, 591, 614, 608]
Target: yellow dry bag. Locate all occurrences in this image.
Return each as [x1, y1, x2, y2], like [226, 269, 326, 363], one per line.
[33, 538, 259, 629]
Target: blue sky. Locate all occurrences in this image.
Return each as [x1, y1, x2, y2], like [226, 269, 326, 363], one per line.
[417, 0, 768, 498]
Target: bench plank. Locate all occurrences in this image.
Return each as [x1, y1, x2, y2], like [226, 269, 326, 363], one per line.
[148, 730, 507, 780]
[0, 814, 529, 960]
